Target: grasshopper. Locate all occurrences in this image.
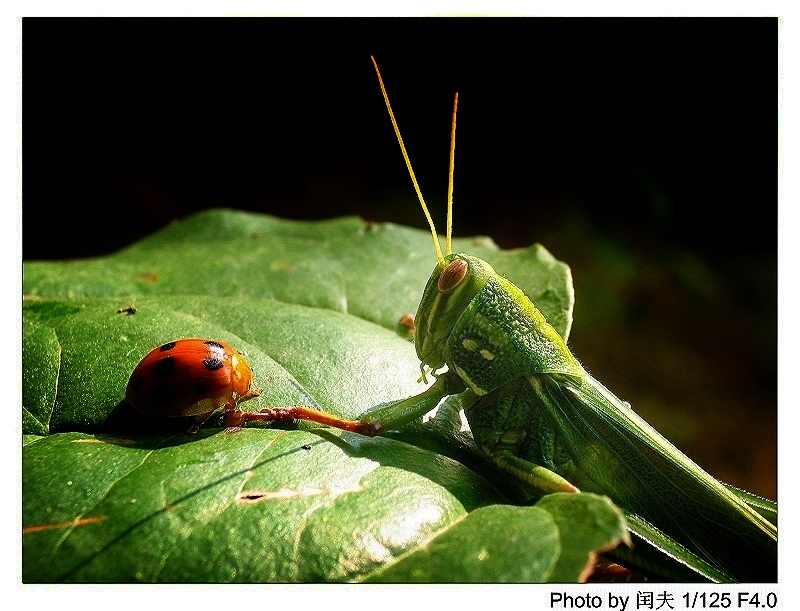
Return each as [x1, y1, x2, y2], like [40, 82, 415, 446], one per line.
[235, 57, 777, 582]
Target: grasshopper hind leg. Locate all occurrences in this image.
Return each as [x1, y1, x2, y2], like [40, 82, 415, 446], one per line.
[490, 449, 580, 494]
[462, 379, 580, 495]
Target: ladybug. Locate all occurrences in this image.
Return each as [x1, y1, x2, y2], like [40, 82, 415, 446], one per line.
[126, 339, 262, 432]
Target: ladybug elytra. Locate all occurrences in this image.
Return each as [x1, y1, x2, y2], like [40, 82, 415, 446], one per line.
[126, 338, 262, 432]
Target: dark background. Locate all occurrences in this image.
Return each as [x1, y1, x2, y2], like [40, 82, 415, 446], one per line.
[22, 17, 777, 498]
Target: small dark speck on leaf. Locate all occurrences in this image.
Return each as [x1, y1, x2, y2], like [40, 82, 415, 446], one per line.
[117, 304, 137, 315]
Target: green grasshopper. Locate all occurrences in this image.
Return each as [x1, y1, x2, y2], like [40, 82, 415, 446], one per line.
[240, 57, 777, 582]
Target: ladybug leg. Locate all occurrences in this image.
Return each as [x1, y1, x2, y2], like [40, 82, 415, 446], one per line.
[187, 411, 215, 434]
[241, 387, 263, 402]
[223, 407, 246, 428]
[221, 389, 263, 429]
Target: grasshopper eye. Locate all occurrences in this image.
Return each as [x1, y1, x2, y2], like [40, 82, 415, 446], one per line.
[438, 258, 468, 293]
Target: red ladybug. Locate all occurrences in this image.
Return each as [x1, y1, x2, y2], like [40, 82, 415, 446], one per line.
[126, 339, 262, 432]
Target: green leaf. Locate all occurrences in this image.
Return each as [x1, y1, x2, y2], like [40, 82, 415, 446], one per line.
[20, 209, 619, 584]
[22, 430, 501, 582]
[21, 295, 432, 434]
[22, 318, 60, 435]
[23, 209, 574, 340]
[367, 494, 629, 582]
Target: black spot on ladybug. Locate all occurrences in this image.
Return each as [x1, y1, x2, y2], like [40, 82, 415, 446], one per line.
[193, 383, 208, 395]
[160, 342, 177, 352]
[203, 357, 224, 371]
[129, 375, 144, 391]
[204, 341, 224, 350]
[156, 356, 176, 375]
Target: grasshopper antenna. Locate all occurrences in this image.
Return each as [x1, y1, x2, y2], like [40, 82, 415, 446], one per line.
[446, 92, 457, 256]
[371, 56, 445, 265]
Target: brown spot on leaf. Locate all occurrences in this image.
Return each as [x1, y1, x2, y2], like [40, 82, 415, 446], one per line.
[236, 491, 270, 503]
[137, 272, 159, 283]
[397, 312, 416, 340]
[23, 515, 107, 534]
[236, 483, 363, 503]
[72, 437, 137, 446]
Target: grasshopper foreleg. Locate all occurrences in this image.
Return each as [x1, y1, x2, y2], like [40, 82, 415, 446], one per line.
[229, 371, 466, 435]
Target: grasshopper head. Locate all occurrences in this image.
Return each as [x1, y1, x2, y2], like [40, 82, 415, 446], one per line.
[414, 253, 494, 373]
